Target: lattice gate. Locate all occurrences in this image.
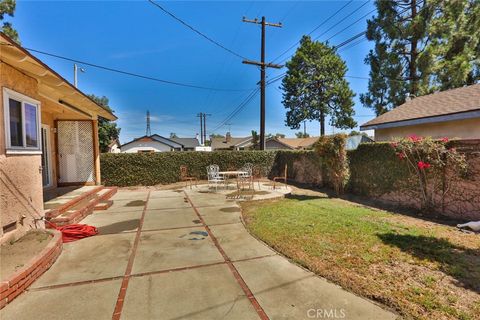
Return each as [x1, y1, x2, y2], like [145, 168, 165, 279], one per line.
[57, 120, 96, 184]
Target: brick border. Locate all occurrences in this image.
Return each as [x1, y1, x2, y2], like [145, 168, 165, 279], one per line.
[111, 191, 151, 320]
[0, 229, 62, 309]
[183, 191, 270, 320]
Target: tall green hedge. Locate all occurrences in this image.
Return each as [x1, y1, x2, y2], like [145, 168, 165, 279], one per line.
[347, 143, 410, 196]
[101, 151, 279, 186]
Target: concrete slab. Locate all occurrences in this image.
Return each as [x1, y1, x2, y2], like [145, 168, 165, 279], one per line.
[209, 223, 275, 261]
[132, 228, 224, 274]
[149, 190, 185, 199]
[108, 198, 147, 211]
[196, 205, 243, 225]
[110, 190, 149, 201]
[185, 193, 236, 208]
[147, 197, 192, 210]
[122, 264, 259, 320]
[82, 210, 142, 235]
[142, 208, 201, 231]
[234, 255, 397, 320]
[0, 280, 122, 320]
[31, 233, 135, 288]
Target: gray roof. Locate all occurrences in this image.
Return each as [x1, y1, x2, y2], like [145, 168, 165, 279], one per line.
[211, 137, 252, 150]
[169, 137, 200, 149]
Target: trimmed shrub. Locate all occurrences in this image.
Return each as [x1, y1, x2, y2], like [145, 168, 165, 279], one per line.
[101, 151, 278, 187]
[347, 142, 410, 196]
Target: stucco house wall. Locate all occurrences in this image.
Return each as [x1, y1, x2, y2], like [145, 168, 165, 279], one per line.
[0, 62, 45, 244]
[375, 118, 480, 141]
[121, 140, 173, 153]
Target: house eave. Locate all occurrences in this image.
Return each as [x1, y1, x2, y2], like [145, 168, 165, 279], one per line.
[360, 109, 480, 131]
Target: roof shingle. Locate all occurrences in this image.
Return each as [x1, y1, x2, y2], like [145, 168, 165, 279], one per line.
[361, 84, 480, 129]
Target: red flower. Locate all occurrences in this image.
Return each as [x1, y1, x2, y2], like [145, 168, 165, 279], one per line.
[417, 161, 431, 170]
[441, 137, 449, 143]
[396, 152, 406, 160]
[408, 135, 422, 143]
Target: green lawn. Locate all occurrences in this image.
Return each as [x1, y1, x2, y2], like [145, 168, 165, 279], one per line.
[241, 192, 480, 320]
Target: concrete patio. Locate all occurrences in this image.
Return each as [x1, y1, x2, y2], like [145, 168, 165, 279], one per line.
[0, 188, 397, 320]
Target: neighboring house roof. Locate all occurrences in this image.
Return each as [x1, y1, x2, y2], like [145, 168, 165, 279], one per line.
[0, 32, 116, 121]
[276, 137, 320, 149]
[211, 137, 252, 150]
[266, 137, 295, 150]
[121, 135, 182, 149]
[360, 84, 480, 130]
[169, 137, 200, 149]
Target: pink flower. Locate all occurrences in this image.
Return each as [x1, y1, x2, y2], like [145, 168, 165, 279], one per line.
[417, 161, 431, 170]
[390, 142, 398, 148]
[408, 135, 422, 143]
[441, 137, 449, 143]
[396, 152, 406, 160]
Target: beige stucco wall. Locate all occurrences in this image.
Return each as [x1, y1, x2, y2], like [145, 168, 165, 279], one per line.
[375, 118, 480, 141]
[0, 62, 45, 244]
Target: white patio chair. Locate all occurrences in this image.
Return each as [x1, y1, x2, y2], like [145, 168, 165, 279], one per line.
[206, 165, 225, 191]
[239, 163, 253, 190]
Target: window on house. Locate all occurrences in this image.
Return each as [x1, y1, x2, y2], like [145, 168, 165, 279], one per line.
[3, 88, 41, 151]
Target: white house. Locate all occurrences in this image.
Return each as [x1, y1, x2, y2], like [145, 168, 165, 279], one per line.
[120, 134, 199, 153]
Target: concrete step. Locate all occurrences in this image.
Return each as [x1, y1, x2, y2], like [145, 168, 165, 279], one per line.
[45, 186, 104, 219]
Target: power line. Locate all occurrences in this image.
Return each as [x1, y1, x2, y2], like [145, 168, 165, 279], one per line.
[148, 0, 247, 60]
[312, 0, 371, 42]
[0, 42, 253, 92]
[270, 0, 354, 63]
[209, 88, 260, 133]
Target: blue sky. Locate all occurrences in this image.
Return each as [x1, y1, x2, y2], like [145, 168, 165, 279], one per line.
[10, 0, 377, 142]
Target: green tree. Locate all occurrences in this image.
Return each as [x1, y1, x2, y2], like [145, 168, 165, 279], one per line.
[170, 132, 178, 138]
[0, 0, 19, 43]
[295, 132, 310, 138]
[281, 36, 356, 136]
[251, 130, 259, 150]
[428, 0, 480, 90]
[361, 0, 479, 115]
[88, 94, 121, 153]
[266, 133, 286, 139]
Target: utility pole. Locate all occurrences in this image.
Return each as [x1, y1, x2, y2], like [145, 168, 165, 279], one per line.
[303, 121, 306, 136]
[197, 113, 204, 145]
[242, 16, 282, 150]
[202, 113, 211, 146]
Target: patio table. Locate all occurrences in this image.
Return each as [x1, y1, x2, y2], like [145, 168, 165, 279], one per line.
[218, 171, 248, 189]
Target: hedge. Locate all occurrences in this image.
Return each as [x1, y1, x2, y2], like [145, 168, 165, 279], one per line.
[100, 150, 325, 187]
[100, 151, 278, 186]
[347, 142, 410, 196]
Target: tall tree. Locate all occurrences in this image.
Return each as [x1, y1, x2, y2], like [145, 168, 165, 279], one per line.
[281, 36, 356, 136]
[428, 0, 480, 90]
[361, 0, 479, 115]
[0, 0, 19, 43]
[88, 94, 121, 153]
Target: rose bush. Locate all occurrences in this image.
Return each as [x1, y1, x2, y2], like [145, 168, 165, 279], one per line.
[391, 136, 467, 212]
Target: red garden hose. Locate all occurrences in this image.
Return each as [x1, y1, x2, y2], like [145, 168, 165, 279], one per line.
[45, 220, 98, 243]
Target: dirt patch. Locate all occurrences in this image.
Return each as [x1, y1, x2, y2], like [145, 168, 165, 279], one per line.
[1, 230, 51, 281]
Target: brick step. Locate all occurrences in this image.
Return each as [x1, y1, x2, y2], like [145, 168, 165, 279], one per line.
[45, 186, 105, 219]
[47, 187, 118, 227]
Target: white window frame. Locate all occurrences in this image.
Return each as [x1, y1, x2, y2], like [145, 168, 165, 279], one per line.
[3, 87, 42, 154]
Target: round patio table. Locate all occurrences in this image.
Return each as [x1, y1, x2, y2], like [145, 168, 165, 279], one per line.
[218, 171, 248, 189]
